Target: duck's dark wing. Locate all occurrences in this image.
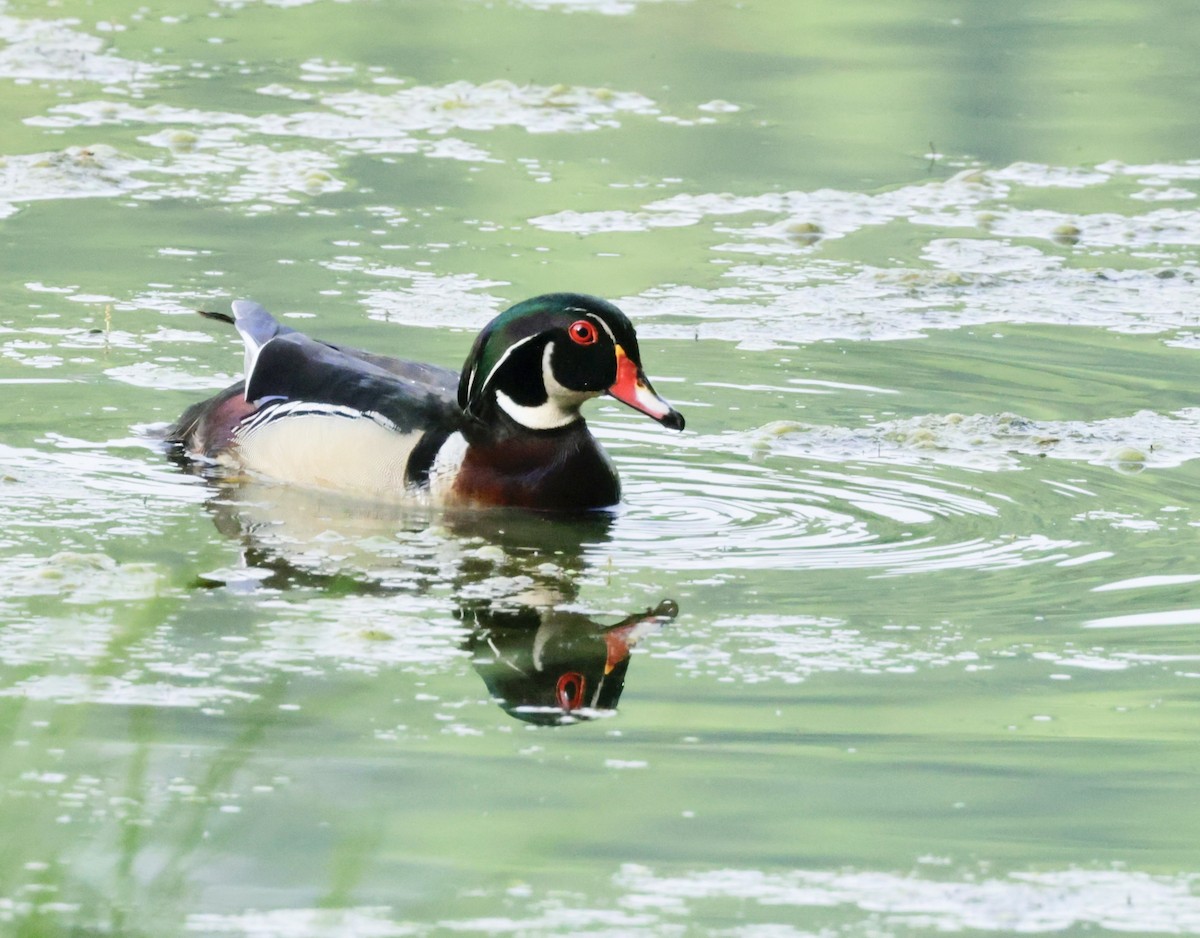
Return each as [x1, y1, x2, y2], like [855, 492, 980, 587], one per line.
[321, 342, 460, 394]
[245, 331, 461, 430]
[168, 301, 463, 459]
[226, 298, 459, 407]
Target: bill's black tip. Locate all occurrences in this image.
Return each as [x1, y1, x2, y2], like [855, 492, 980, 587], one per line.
[659, 409, 685, 432]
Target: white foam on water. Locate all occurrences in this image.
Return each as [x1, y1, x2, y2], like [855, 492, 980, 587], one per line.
[729, 409, 1200, 472]
[0, 7, 172, 88]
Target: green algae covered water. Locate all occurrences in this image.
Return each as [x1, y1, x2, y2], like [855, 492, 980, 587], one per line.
[3, 0, 1200, 934]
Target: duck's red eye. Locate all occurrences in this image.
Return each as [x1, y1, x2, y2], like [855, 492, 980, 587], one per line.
[568, 320, 598, 346]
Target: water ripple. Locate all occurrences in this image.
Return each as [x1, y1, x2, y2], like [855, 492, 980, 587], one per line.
[598, 444, 1076, 574]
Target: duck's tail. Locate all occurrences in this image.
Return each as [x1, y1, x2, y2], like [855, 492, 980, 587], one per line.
[197, 308, 235, 326]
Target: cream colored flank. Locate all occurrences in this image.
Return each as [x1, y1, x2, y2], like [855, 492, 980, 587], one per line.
[230, 412, 420, 497]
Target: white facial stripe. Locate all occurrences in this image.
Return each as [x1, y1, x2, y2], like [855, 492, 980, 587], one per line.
[472, 333, 538, 406]
[586, 312, 617, 343]
[541, 341, 562, 393]
[494, 343, 595, 430]
[541, 340, 599, 408]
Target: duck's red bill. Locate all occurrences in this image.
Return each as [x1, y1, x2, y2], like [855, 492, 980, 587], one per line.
[608, 346, 685, 431]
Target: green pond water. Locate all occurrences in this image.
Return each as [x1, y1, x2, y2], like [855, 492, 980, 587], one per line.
[3, 0, 1200, 934]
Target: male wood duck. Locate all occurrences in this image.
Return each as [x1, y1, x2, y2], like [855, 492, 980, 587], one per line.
[167, 293, 684, 511]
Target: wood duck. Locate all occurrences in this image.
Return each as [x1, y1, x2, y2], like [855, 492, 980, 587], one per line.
[167, 293, 684, 511]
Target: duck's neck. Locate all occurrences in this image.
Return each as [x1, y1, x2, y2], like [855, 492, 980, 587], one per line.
[454, 415, 620, 511]
[465, 398, 582, 443]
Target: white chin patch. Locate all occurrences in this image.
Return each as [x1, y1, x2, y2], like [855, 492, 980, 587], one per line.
[494, 343, 596, 430]
[495, 390, 587, 430]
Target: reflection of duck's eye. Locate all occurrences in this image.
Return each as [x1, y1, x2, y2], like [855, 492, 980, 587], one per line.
[568, 320, 598, 346]
[555, 672, 586, 710]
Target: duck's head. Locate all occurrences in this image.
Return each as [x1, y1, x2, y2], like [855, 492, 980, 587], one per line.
[458, 293, 685, 433]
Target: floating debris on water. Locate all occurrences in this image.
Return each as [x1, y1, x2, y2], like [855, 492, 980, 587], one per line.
[727, 410, 1200, 471]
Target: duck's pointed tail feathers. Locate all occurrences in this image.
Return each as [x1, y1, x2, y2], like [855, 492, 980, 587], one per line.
[197, 309, 236, 326]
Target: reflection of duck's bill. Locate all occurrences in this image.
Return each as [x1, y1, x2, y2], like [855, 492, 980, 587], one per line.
[603, 599, 678, 674]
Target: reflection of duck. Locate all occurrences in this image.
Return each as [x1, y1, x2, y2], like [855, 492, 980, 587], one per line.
[167, 294, 683, 511]
[188, 480, 677, 724]
[463, 599, 677, 725]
